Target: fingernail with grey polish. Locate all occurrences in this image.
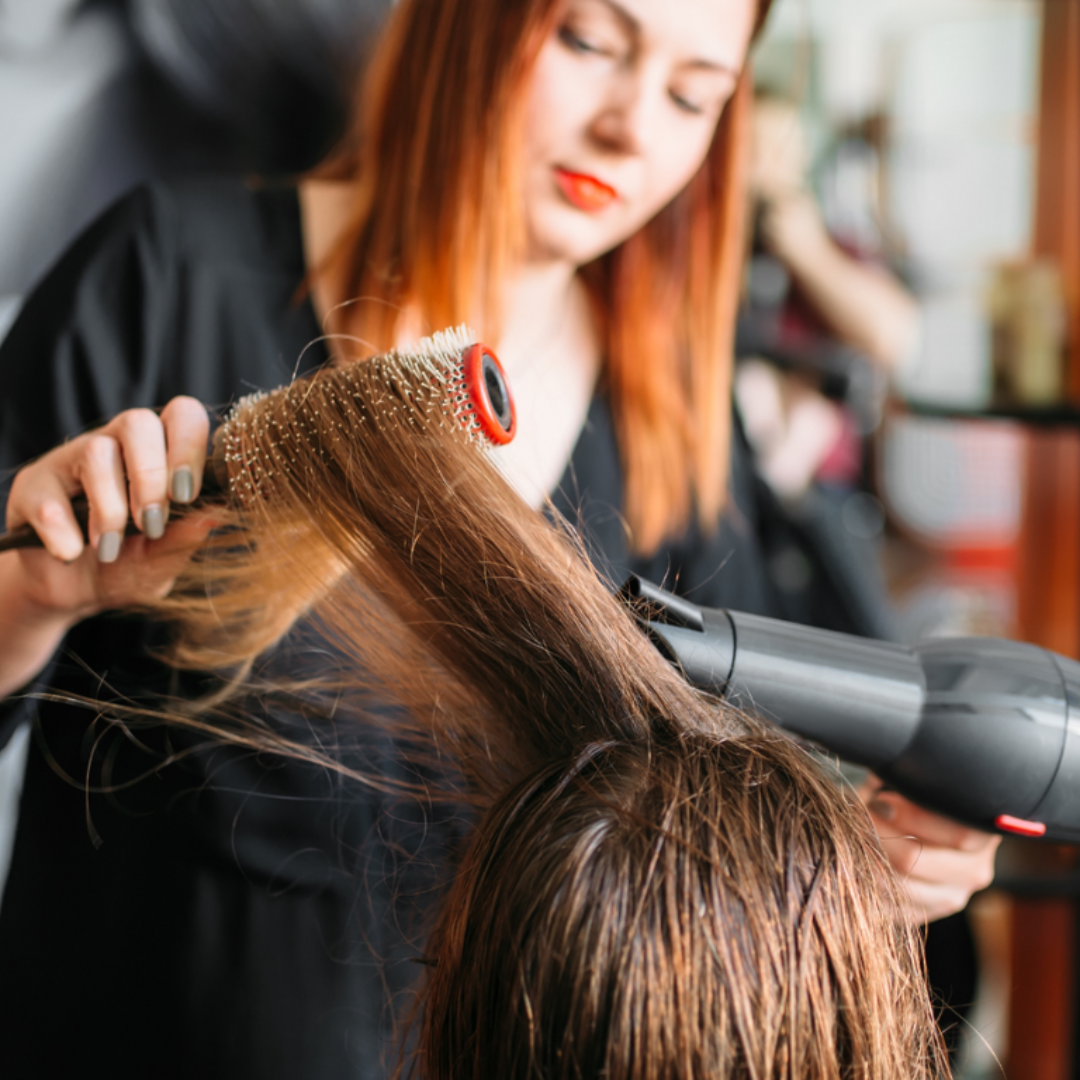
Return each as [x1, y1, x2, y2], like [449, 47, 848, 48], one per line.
[171, 467, 194, 503]
[97, 531, 122, 564]
[868, 798, 897, 823]
[143, 504, 165, 540]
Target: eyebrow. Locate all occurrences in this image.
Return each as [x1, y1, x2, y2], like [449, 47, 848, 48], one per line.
[592, 0, 742, 77]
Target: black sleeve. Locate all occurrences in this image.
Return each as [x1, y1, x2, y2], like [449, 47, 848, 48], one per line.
[666, 425, 896, 638]
[0, 186, 179, 747]
[0, 185, 180, 507]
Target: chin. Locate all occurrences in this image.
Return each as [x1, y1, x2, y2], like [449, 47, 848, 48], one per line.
[528, 207, 634, 267]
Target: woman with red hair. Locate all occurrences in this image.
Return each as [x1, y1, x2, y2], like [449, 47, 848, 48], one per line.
[0, 1, 992, 1077]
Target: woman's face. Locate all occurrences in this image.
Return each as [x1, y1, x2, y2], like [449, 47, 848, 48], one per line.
[521, 0, 756, 267]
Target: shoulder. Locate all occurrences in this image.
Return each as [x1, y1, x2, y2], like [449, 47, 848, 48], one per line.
[84, 177, 304, 279]
[4, 178, 292, 314]
[0, 177, 309, 464]
[140, 177, 304, 274]
[6, 176, 306, 347]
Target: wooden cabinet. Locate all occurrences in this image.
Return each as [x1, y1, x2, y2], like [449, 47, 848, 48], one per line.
[1005, 6, 1080, 1075]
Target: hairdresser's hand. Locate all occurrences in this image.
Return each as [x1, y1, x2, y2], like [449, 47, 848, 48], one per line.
[860, 775, 1001, 923]
[6, 396, 212, 613]
[0, 398, 212, 697]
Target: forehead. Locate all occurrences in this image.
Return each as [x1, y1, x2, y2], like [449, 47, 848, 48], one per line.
[574, 0, 755, 67]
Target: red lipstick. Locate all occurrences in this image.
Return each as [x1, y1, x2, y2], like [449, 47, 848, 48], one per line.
[554, 168, 618, 212]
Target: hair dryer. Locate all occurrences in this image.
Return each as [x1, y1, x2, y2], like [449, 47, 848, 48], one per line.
[620, 575, 1080, 842]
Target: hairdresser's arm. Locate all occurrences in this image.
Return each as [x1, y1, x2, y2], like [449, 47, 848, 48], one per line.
[0, 398, 211, 698]
[860, 776, 1001, 923]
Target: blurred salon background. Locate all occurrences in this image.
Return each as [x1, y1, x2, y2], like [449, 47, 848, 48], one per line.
[2, 0, 1080, 1076]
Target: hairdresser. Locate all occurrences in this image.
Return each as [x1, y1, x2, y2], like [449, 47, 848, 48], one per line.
[0, 1, 995, 1076]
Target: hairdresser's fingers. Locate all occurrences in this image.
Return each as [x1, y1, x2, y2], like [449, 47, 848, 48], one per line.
[901, 879, 984, 925]
[5, 461, 88, 563]
[160, 396, 210, 503]
[90, 513, 216, 610]
[865, 789, 993, 854]
[874, 832, 996, 923]
[874, 829, 999, 889]
[894, 856, 997, 924]
[8, 509, 215, 627]
[6, 433, 130, 560]
[71, 433, 131, 559]
[866, 805, 1000, 923]
[99, 408, 170, 540]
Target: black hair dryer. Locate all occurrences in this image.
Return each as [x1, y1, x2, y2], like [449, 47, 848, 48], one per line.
[620, 575, 1080, 842]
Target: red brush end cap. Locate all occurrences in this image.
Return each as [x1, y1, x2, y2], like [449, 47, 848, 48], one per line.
[462, 343, 516, 446]
[995, 814, 1047, 837]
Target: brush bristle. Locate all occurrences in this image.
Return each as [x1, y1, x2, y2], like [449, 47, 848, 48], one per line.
[383, 325, 478, 373]
[216, 325, 495, 507]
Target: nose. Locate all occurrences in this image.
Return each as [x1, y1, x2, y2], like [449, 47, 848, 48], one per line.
[588, 58, 667, 157]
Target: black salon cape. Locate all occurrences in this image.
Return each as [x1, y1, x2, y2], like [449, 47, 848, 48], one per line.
[0, 179, 817, 1079]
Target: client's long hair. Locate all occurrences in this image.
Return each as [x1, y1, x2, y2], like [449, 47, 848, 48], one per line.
[149, 358, 948, 1079]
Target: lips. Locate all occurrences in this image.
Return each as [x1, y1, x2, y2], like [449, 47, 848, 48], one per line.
[554, 168, 618, 212]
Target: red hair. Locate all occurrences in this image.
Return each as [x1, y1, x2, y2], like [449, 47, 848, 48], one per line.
[319, 0, 772, 553]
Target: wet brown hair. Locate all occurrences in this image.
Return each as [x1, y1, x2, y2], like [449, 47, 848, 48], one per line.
[150, 351, 948, 1079]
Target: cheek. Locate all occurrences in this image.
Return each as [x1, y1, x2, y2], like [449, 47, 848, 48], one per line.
[637, 122, 718, 224]
[522, 43, 596, 168]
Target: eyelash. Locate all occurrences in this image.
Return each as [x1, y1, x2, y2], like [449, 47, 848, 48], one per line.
[557, 23, 719, 117]
[671, 93, 705, 116]
[558, 25, 611, 57]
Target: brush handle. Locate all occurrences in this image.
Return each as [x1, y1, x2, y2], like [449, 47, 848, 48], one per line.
[0, 469, 224, 555]
[0, 496, 103, 554]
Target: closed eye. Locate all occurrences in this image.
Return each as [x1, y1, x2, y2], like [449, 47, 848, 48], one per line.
[670, 77, 735, 119]
[558, 24, 615, 58]
[670, 92, 706, 116]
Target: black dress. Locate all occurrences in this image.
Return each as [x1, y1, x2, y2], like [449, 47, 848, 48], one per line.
[0, 178, 855, 1079]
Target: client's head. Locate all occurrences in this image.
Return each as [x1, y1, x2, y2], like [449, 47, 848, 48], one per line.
[422, 727, 940, 1080]
[154, 351, 948, 1079]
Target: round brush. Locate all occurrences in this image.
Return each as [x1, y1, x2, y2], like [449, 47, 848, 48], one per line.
[0, 326, 515, 554]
